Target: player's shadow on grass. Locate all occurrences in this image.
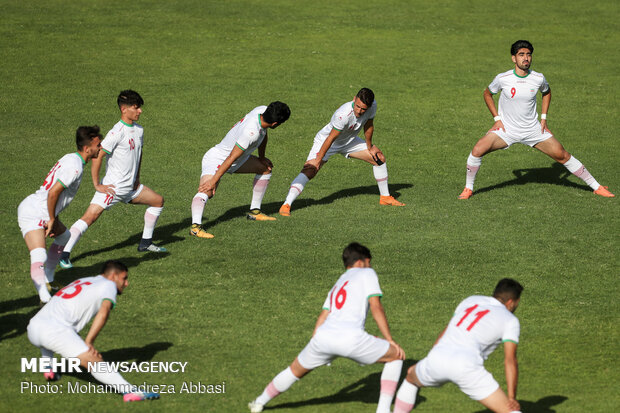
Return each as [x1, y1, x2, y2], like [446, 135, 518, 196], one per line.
[60, 252, 172, 280]
[475, 163, 590, 196]
[473, 395, 568, 412]
[0, 305, 38, 342]
[267, 358, 423, 410]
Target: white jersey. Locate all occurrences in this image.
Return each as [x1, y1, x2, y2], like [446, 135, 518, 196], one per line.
[100, 120, 143, 194]
[320, 267, 383, 331]
[214, 106, 267, 155]
[488, 69, 549, 131]
[24, 152, 86, 217]
[31, 275, 117, 333]
[436, 295, 520, 361]
[315, 100, 377, 146]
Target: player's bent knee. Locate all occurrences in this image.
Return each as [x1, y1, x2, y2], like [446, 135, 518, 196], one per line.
[301, 164, 319, 180]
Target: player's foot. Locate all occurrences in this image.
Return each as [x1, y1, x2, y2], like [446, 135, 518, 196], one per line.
[58, 252, 73, 269]
[190, 224, 214, 239]
[458, 188, 473, 200]
[279, 203, 291, 216]
[379, 195, 405, 206]
[137, 243, 168, 253]
[248, 400, 265, 413]
[46, 280, 63, 294]
[247, 209, 276, 221]
[43, 371, 61, 381]
[123, 391, 160, 402]
[593, 185, 615, 197]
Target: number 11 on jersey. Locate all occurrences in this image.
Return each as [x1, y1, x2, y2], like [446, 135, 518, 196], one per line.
[456, 304, 490, 331]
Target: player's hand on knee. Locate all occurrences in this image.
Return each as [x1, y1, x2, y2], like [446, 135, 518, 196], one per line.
[370, 146, 385, 165]
[259, 156, 273, 172]
[507, 397, 520, 411]
[95, 183, 116, 195]
[198, 180, 216, 198]
[490, 120, 505, 132]
[390, 340, 406, 360]
[305, 158, 321, 171]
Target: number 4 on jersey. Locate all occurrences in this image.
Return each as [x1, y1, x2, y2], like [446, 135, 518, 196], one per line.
[456, 304, 490, 331]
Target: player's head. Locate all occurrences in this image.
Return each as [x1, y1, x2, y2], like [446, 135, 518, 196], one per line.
[492, 278, 523, 312]
[75, 125, 103, 161]
[510, 40, 533, 56]
[117, 90, 144, 123]
[262, 101, 291, 128]
[353, 88, 374, 118]
[102, 260, 129, 294]
[342, 242, 372, 269]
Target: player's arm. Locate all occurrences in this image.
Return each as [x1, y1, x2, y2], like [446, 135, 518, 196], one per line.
[307, 128, 341, 169]
[45, 181, 65, 237]
[312, 309, 329, 336]
[540, 89, 551, 132]
[257, 134, 273, 171]
[133, 152, 142, 189]
[198, 145, 245, 195]
[91, 149, 115, 195]
[484, 87, 505, 132]
[503, 341, 520, 410]
[363, 119, 385, 164]
[369, 295, 395, 342]
[433, 326, 447, 346]
[84, 299, 113, 347]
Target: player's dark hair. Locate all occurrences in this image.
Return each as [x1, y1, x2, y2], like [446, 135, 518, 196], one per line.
[262, 101, 291, 124]
[492, 278, 523, 303]
[117, 90, 144, 109]
[75, 125, 102, 151]
[356, 88, 375, 106]
[511, 40, 533, 55]
[101, 260, 129, 275]
[342, 242, 372, 268]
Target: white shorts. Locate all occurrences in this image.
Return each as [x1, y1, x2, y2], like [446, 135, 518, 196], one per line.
[493, 125, 554, 148]
[27, 317, 89, 358]
[201, 147, 250, 177]
[297, 327, 390, 370]
[90, 184, 144, 210]
[415, 347, 499, 401]
[17, 196, 48, 237]
[306, 136, 368, 162]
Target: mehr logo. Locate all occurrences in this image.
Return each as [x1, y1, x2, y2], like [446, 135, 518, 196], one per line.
[22, 358, 82, 373]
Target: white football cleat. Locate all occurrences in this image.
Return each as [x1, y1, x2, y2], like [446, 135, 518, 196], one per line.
[248, 399, 264, 412]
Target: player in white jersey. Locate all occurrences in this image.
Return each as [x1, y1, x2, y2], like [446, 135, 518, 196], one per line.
[27, 260, 159, 402]
[459, 40, 614, 199]
[189, 102, 291, 238]
[279, 88, 404, 217]
[18, 126, 102, 303]
[248, 243, 405, 413]
[59, 91, 167, 269]
[392, 278, 524, 413]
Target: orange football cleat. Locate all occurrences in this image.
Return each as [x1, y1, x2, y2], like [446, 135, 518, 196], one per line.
[379, 195, 405, 206]
[593, 185, 615, 198]
[458, 188, 473, 199]
[279, 204, 291, 216]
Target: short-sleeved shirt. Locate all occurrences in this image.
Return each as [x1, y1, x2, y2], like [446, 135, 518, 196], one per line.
[214, 106, 267, 156]
[436, 295, 520, 361]
[315, 100, 377, 146]
[100, 120, 143, 194]
[32, 275, 117, 333]
[320, 267, 383, 331]
[488, 69, 549, 131]
[27, 152, 86, 217]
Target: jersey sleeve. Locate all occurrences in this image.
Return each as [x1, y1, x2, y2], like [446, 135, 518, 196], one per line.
[539, 74, 550, 93]
[322, 288, 333, 311]
[101, 282, 118, 309]
[330, 106, 350, 132]
[488, 74, 502, 94]
[364, 269, 383, 299]
[55, 157, 81, 189]
[367, 101, 378, 120]
[502, 316, 520, 344]
[100, 128, 122, 155]
[235, 125, 260, 151]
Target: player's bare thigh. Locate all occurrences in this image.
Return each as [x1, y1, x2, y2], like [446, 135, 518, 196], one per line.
[376, 342, 405, 363]
[76, 347, 104, 369]
[471, 132, 509, 157]
[232, 155, 271, 174]
[290, 357, 313, 379]
[80, 203, 106, 226]
[533, 136, 571, 163]
[130, 185, 164, 207]
[24, 229, 46, 251]
[478, 387, 517, 413]
[348, 147, 385, 165]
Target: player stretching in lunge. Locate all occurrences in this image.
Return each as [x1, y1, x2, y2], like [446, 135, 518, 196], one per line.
[279, 88, 404, 217]
[459, 40, 614, 199]
[18, 126, 102, 303]
[27, 260, 159, 402]
[189, 102, 290, 238]
[249, 243, 405, 413]
[392, 278, 524, 413]
[60, 91, 166, 268]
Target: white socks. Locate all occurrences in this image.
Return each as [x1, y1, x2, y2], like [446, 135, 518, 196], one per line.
[255, 366, 299, 406]
[284, 173, 310, 206]
[465, 152, 482, 190]
[393, 379, 419, 413]
[562, 156, 600, 190]
[377, 359, 403, 413]
[63, 219, 89, 254]
[373, 163, 390, 197]
[30, 248, 50, 302]
[191, 193, 209, 225]
[142, 206, 163, 239]
[251, 174, 271, 211]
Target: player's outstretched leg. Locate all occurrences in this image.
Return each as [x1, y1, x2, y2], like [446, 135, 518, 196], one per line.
[280, 173, 310, 216]
[249, 365, 301, 412]
[459, 152, 482, 199]
[562, 156, 614, 197]
[30, 248, 51, 303]
[248, 173, 276, 221]
[59, 219, 89, 269]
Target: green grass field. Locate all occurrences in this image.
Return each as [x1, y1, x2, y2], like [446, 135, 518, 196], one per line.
[1, 0, 618, 412]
